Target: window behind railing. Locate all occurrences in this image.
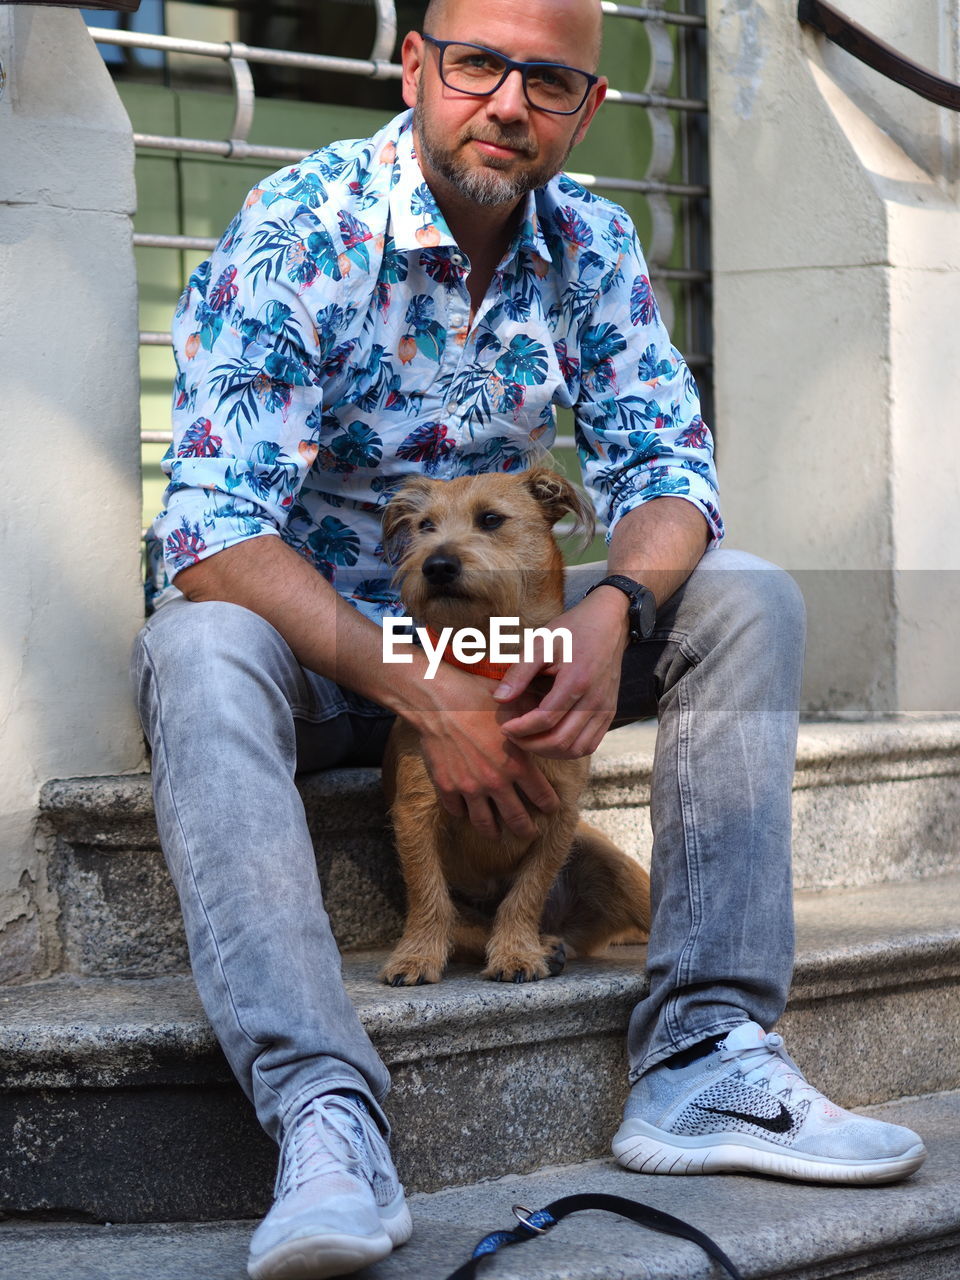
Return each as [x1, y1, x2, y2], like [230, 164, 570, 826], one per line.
[82, 0, 712, 562]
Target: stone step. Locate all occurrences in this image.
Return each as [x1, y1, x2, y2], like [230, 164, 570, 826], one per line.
[2, 874, 958, 1222]
[40, 717, 960, 977]
[3, 1089, 958, 1279]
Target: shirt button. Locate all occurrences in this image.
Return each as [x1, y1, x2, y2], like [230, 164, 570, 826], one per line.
[450, 314, 465, 327]
[445, 401, 457, 414]
[450, 253, 464, 267]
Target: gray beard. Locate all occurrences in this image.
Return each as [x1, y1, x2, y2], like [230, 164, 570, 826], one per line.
[414, 101, 571, 208]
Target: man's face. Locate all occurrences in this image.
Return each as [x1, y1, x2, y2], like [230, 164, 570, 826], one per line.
[401, 0, 607, 209]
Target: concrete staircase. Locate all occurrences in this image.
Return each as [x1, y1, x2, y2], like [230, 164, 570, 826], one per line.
[3, 718, 960, 1277]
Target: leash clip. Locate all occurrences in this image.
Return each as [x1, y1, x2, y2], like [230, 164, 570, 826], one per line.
[511, 1204, 553, 1236]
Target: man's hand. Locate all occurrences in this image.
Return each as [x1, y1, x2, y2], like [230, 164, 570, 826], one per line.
[491, 497, 712, 758]
[492, 589, 630, 759]
[413, 669, 560, 839]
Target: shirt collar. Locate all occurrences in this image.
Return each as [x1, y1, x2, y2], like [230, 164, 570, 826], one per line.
[512, 191, 553, 267]
[389, 115, 458, 253]
[387, 110, 554, 268]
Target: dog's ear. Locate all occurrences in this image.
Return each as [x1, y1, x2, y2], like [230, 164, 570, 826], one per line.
[524, 466, 596, 542]
[381, 476, 437, 565]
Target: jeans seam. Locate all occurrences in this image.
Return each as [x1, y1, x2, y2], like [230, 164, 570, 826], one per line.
[293, 704, 391, 726]
[643, 627, 692, 647]
[140, 633, 280, 1099]
[664, 645, 706, 1050]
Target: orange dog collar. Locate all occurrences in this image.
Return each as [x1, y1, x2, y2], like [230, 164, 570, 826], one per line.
[422, 626, 514, 682]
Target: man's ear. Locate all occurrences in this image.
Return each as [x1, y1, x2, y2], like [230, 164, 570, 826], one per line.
[401, 31, 426, 110]
[573, 78, 607, 148]
[381, 475, 436, 564]
[524, 466, 596, 541]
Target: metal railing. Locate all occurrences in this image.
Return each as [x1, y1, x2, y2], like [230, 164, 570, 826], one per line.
[798, 0, 960, 112]
[88, 1, 712, 448]
[88, 26, 707, 195]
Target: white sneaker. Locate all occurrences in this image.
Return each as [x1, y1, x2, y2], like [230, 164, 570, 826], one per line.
[613, 1022, 927, 1185]
[247, 1091, 413, 1280]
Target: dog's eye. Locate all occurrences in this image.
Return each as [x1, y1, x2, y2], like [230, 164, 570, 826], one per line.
[477, 511, 506, 531]
[418, 518, 435, 532]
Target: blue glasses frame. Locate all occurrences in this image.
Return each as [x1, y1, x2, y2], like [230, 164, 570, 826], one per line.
[422, 35, 599, 116]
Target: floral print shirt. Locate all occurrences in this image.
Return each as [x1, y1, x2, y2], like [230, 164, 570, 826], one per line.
[148, 110, 722, 619]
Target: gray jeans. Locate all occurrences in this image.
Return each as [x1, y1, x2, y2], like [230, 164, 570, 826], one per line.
[131, 547, 805, 1142]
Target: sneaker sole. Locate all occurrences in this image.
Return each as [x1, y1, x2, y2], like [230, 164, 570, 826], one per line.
[612, 1120, 927, 1185]
[379, 1187, 414, 1247]
[247, 1197, 412, 1280]
[248, 1228, 394, 1280]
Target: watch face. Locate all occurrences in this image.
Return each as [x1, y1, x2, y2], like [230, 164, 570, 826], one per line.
[640, 588, 657, 633]
[630, 586, 656, 639]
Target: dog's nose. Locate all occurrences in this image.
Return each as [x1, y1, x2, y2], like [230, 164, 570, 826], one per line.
[422, 551, 462, 586]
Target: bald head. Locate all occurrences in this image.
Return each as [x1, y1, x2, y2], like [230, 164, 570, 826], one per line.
[422, 0, 449, 26]
[421, 0, 604, 71]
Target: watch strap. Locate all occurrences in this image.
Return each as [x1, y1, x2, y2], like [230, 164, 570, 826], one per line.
[583, 575, 656, 642]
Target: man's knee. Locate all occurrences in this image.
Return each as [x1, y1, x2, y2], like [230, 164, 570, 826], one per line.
[719, 551, 804, 631]
[132, 598, 291, 719]
[682, 549, 806, 666]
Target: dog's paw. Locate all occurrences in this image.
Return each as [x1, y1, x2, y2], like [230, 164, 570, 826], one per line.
[482, 938, 566, 984]
[380, 955, 444, 986]
[546, 938, 567, 976]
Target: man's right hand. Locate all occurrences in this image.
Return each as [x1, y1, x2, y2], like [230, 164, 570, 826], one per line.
[412, 671, 560, 841]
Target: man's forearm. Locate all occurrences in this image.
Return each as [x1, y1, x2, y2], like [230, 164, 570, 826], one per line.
[607, 496, 711, 607]
[174, 534, 451, 727]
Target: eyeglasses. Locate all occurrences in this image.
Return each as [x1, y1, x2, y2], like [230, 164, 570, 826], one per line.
[422, 36, 599, 116]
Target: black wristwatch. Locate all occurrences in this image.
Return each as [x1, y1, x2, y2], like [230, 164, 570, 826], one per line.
[583, 574, 657, 642]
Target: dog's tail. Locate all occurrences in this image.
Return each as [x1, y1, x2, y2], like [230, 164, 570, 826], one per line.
[543, 821, 650, 956]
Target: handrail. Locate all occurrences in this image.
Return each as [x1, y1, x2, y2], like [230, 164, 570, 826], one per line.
[600, 3, 706, 27]
[86, 28, 402, 81]
[798, 0, 960, 112]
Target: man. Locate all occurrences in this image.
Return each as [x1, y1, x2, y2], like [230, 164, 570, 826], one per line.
[135, 1, 926, 1277]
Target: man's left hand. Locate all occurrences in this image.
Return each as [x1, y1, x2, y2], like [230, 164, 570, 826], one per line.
[492, 589, 630, 758]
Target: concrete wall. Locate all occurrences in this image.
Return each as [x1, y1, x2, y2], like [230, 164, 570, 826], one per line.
[709, 0, 960, 716]
[0, 7, 146, 982]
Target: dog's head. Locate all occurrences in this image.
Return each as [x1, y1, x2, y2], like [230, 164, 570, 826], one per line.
[381, 467, 595, 629]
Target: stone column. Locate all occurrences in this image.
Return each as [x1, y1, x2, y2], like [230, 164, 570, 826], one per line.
[0, 7, 145, 980]
[708, 0, 960, 715]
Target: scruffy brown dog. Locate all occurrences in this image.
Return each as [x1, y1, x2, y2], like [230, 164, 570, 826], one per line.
[378, 466, 650, 986]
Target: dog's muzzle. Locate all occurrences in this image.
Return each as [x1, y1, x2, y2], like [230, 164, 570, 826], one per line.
[421, 551, 462, 588]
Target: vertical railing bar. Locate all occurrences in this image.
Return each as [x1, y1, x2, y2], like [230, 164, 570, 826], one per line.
[678, 0, 713, 424]
[370, 0, 398, 62]
[226, 50, 256, 147]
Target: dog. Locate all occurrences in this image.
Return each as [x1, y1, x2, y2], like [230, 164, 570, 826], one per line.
[378, 466, 650, 986]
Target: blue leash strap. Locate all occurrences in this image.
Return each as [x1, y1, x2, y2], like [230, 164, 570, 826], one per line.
[443, 1192, 743, 1280]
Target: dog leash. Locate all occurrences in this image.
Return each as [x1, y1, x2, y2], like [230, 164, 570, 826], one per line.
[442, 1191, 744, 1279]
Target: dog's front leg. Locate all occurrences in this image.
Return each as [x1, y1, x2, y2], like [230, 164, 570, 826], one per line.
[381, 799, 458, 987]
[482, 821, 576, 983]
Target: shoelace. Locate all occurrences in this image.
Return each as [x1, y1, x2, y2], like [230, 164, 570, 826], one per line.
[275, 1096, 370, 1198]
[722, 1031, 824, 1106]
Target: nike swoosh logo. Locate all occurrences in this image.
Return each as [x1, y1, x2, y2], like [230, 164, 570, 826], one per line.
[698, 1101, 794, 1134]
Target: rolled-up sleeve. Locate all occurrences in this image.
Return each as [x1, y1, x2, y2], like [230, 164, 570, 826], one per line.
[154, 196, 327, 580]
[574, 227, 723, 546]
